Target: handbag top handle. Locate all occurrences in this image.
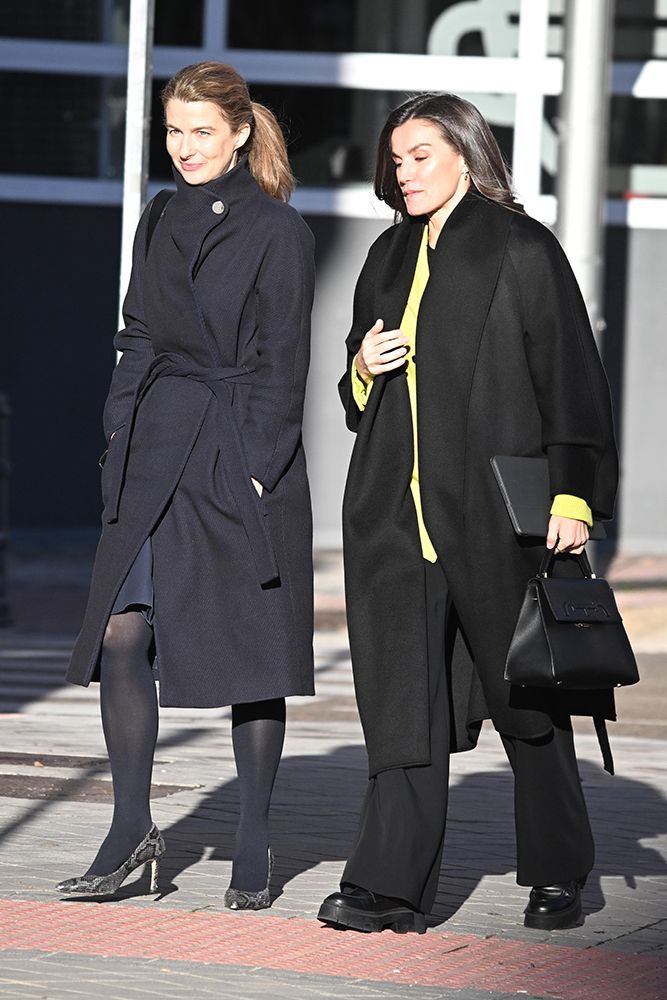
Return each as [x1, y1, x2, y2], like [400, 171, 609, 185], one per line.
[538, 548, 596, 579]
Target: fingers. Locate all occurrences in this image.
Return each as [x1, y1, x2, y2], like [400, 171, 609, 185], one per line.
[558, 524, 589, 553]
[546, 516, 590, 554]
[359, 318, 409, 376]
[568, 522, 589, 555]
[370, 354, 411, 374]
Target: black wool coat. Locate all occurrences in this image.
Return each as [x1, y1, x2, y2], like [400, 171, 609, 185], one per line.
[67, 161, 316, 707]
[340, 191, 619, 777]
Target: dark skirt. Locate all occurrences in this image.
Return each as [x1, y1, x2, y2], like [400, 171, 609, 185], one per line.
[110, 536, 154, 623]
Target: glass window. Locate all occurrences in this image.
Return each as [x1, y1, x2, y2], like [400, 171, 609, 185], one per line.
[0, 72, 122, 177]
[608, 97, 667, 197]
[541, 96, 559, 197]
[547, 0, 667, 195]
[613, 0, 667, 61]
[0, 0, 202, 45]
[227, 0, 667, 62]
[548, 0, 667, 61]
[150, 81, 378, 184]
[155, 0, 203, 47]
[544, 1, 667, 196]
[0, 0, 130, 43]
[543, 93, 667, 200]
[228, 0, 491, 55]
[248, 84, 379, 186]
[149, 79, 172, 180]
[227, 0, 354, 53]
[150, 81, 514, 188]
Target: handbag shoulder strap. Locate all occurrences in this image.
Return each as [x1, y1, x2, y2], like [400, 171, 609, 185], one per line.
[594, 716, 614, 775]
[145, 189, 174, 258]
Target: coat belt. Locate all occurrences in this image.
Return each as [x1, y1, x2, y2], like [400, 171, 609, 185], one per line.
[105, 352, 279, 586]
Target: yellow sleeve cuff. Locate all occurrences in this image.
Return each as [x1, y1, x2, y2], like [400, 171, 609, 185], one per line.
[550, 494, 594, 527]
[351, 360, 374, 411]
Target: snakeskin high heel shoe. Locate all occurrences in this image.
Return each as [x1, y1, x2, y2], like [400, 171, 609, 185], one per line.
[55, 825, 166, 897]
[224, 847, 274, 910]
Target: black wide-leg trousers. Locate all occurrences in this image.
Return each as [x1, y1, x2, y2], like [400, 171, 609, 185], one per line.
[342, 559, 595, 914]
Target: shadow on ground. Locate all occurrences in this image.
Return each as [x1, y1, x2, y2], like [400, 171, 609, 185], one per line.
[71, 745, 667, 924]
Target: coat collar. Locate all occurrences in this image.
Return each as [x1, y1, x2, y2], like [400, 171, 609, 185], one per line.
[166, 156, 263, 291]
[376, 215, 424, 330]
[416, 192, 513, 542]
[170, 154, 259, 216]
[375, 190, 500, 326]
[375, 191, 513, 322]
[419, 190, 514, 334]
[155, 157, 264, 366]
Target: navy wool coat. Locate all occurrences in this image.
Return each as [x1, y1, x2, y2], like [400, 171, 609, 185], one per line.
[340, 191, 619, 777]
[67, 161, 316, 707]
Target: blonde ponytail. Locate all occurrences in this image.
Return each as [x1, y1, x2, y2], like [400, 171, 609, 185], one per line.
[161, 62, 294, 202]
[249, 102, 294, 202]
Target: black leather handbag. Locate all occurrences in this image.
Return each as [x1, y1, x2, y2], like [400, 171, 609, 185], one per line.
[505, 550, 639, 690]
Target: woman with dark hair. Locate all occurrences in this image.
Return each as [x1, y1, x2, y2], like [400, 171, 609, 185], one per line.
[318, 93, 618, 933]
[57, 62, 315, 908]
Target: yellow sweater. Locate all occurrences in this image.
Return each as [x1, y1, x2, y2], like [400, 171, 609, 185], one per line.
[352, 225, 593, 562]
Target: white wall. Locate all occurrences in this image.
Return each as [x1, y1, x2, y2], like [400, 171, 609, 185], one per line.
[618, 228, 667, 553]
[304, 217, 387, 548]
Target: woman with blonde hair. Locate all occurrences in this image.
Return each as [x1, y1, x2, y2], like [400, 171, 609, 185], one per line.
[58, 62, 315, 908]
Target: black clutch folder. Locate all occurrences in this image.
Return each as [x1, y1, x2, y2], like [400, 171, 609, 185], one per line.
[491, 456, 606, 540]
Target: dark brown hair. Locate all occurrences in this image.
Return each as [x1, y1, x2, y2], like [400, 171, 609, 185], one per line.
[161, 61, 294, 202]
[375, 92, 524, 216]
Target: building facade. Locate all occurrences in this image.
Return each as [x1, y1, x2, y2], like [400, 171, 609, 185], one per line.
[2, 0, 666, 552]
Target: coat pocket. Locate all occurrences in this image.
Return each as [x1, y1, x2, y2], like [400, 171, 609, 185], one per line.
[100, 424, 126, 511]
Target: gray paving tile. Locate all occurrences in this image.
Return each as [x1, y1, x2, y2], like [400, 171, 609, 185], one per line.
[1, 551, 666, 997]
[0, 953, 548, 1000]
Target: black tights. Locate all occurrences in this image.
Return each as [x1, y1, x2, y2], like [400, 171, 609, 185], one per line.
[88, 610, 285, 890]
[88, 611, 157, 875]
[231, 698, 285, 890]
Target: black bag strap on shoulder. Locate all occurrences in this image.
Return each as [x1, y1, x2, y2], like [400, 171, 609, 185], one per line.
[145, 189, 174, 257]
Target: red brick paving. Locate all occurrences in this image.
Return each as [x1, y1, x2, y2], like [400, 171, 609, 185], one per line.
[0, 900, 664, 999]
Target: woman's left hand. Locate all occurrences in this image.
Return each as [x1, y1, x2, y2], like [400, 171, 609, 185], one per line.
[251, 477, 263, 497]
[546, 515, 589, 555]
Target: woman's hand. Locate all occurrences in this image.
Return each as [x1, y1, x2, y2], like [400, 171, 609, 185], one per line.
[251, 477, 263, 497]
[546, 515, 589, 555]
[355, 319, 409, 382]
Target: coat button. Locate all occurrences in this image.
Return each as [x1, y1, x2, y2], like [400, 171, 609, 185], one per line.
[211, 200, 225, 214]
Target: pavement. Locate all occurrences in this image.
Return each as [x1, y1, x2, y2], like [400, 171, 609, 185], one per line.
[0, 542, 666, 1000]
